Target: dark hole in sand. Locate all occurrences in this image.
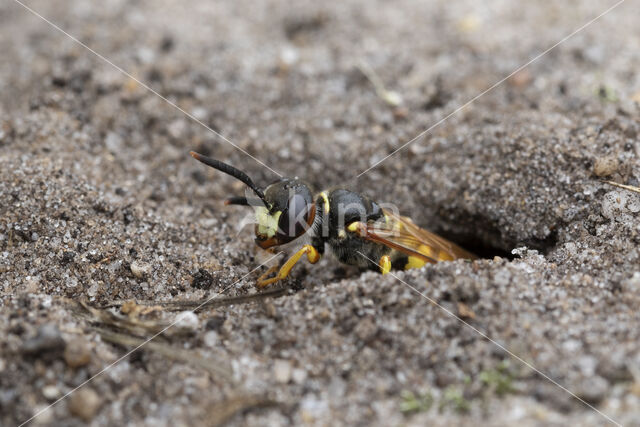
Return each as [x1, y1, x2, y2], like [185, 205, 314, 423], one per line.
[434, 228, 515, 261]
[456, 237, 514, 260]
[439, 223, 559, 261]
[430, 209, 559, 261]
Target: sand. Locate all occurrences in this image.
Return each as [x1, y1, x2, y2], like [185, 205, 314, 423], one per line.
[1, 0, 640, 425]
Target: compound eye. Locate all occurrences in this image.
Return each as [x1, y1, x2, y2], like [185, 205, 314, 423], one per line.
[277, 193, 311, 240]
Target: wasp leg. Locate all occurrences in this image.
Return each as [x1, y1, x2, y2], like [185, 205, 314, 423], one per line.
[257, 264, 280, 283]
[257, 245, 320, 288]
[379, 255, 391, 275]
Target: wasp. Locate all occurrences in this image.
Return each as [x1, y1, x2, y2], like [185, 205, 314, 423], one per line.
[190, 151, 476, 287]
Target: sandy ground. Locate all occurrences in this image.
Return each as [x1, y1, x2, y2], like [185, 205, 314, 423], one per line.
[1, 0, 640, 425]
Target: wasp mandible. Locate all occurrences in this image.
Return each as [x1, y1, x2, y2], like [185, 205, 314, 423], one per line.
[190, 151, 476, 287]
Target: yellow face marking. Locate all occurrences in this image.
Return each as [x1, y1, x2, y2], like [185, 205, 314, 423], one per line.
[379, 255, 392, 275]
[338, 229, 346, 239]
[319, 192, 330, 215]
[255, 207, 281, 238]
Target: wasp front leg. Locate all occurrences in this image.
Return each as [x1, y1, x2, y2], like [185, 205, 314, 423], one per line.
[257, 244, 321, 288]
[256, 264, 280, 284]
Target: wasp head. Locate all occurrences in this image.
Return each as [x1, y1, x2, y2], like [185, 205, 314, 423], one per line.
[254, 178, 315, 248]
[190, 151, 315, 249]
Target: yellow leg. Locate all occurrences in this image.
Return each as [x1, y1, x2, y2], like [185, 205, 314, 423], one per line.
[257, 264, 279, 283]
[257, 245, 320, 288]
[379, 255, 391, 275]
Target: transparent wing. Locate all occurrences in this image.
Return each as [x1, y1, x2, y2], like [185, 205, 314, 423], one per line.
[356, 209, 477, 263]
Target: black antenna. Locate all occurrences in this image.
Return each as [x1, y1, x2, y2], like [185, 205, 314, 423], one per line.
[190, 151, 266, 201]
[224, 196, 251, 206]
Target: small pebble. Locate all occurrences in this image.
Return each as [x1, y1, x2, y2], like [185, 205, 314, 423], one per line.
[130, 261, 151, 278]
[273, 359, 292, 383]
[601, 190, 630, 220]
[509, 69, 532, 88]
[68, 387, 101, 421]
[203, 331, 218, 348]
[64, 338, 91, 368]
[42, 385, 60, 400]
[167, 119, 187, 139]
[176, 311, 199, 331]
[593, 155, 619, 177]
[263, 302, 278, 318]
[575, 375, 609, 404]
[24, 276, 39, 293]
[292, 368, 308, 384]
